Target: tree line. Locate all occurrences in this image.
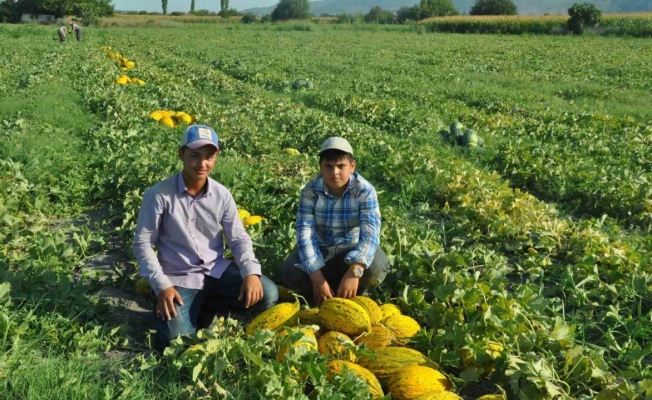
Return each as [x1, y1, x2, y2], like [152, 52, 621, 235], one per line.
[266, 0, 520, 23]
[0, 0, 113, 23]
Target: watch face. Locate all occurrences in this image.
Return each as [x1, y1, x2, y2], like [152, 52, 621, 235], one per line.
[354, 267, 364, 277]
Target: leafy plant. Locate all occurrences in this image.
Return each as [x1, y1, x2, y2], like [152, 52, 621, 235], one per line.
[470, 0, 518, 16]
[420, 0, 458, 18]
[271, 0, 310, 21]
[241, 12, 257, 23]
[568, 2, 603, 34]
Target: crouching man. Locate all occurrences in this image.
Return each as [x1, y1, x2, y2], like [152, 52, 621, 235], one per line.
[133, 125, 278, 348]
[281, 137, 390, 305]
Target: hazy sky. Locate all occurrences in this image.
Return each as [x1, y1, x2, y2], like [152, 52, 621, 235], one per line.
[111, 0, 279, 12]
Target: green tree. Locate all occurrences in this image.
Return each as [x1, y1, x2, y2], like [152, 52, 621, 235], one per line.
[567, 2, 602, 34]
[420, 0, 458, 18]
[469, 0, 517, 15]
[2, 0, 113, 19]
[190, 0, 195, 12]
[241, 12, 256, 23]
[0, 0, 20, 22]
[363, 6, 395, 24]
[71, 0, 112, 24]
[396, 5, 420, 22]
[220, 0, 229, 17]
[162, 0, 168, 15]
[271, 0, 310, 21]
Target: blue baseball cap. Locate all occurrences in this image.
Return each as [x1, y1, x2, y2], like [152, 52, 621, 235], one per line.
[180, 125, 219, 150]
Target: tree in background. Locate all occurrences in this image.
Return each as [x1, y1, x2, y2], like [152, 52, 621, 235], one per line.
[0, 0, 113, 20]
[335, 13, 363, 23]
[396, 5, 422, 23]
[190, 0, 195, 13]
[420, 0, 458, 18]
[241, 12, 256, 23]
[0, 0, 20, 22]
[363, 6, 395, 24]
[161, 0, 168, 15]
[71, 0, 112, 25]
[219, 0, 229, 18]
[567, 2, 602, 34]
[469, 0, 517, 15]
[271, 0, 310, 21]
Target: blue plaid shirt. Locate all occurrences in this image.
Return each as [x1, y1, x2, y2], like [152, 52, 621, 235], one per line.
[296, 172, 381, 274]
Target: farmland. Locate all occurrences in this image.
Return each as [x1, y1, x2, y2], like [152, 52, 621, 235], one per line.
[1, 21, 652, 399]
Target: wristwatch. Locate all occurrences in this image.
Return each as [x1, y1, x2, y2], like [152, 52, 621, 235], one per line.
[349, 265, 364, 278]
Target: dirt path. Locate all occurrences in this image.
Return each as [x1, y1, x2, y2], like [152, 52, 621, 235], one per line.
[52, 207, 252, 349]
[52, 208, 154, 345]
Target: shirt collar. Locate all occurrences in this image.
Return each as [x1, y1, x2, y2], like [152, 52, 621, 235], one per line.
[176, 173, 212, 198]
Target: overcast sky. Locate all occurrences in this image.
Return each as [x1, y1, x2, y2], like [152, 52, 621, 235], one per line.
[111, 0, 279, 12]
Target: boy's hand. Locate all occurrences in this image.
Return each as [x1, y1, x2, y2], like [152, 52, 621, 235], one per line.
[337, 270, 360, 299]
[309, 270, 333, 305]
[156, 286, 183, 321]
[239, 275, 263, 308]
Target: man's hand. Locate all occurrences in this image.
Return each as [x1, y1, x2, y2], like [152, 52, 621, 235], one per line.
[309, 270, 333, 305]
[336, 267, 361, 299]
[239, 275, 264, 308]
[156, 286, 183, 321]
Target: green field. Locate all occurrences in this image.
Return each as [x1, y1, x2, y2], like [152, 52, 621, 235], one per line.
[1, 22, 652, 399]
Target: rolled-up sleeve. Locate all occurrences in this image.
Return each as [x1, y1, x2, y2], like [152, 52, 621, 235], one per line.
[132, 189, 173, 295]
[344, 187, 380, 268]
[221, 191, 262, 278]
[296, 188, 325, 274]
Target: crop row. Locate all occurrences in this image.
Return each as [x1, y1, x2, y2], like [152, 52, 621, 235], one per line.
[420, 13, 652, 37]
[2, 25, 651, 398]
[159, 28, 652, 229]
[78, 28, 651, 397]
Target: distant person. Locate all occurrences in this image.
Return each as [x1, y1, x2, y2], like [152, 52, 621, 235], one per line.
[132, 124, 279, 348]
[69, 20, 81, 41]
[57, 25, 67, 42]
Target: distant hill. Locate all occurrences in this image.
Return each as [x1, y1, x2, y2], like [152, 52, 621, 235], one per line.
[243, 0, 652, 16]
[244, 0, 415, 16]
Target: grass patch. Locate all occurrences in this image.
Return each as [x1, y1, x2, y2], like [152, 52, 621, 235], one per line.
[0, 81, 96, 175]
[2, 353, 183, 400]
[0, 81, 98, 214]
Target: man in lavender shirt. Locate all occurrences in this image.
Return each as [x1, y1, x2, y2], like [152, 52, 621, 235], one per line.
[133, 124, 278, 348]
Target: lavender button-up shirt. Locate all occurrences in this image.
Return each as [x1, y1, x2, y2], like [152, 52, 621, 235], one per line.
[132, 174, 261, 295]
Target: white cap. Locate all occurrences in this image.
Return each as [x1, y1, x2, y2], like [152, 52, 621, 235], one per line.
[319, 137, 353, 156]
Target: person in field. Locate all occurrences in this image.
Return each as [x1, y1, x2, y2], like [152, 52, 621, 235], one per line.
[57, 25, 67, 42]
[69, 20, 81, 41]
[281, 137, 390, 305]
[133, 125, 278, 348]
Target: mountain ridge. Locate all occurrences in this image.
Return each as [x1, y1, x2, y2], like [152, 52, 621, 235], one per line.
[242, 0, 652, 16]
[109, 0, 652, 16]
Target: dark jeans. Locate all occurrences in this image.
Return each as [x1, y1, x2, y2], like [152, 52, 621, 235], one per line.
[154, 262, 278, 348]
[281, 244, 390, 305]
[76, 29, 81, 41]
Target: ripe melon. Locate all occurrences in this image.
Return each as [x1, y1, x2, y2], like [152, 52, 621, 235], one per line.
[463, 129, 479, 147]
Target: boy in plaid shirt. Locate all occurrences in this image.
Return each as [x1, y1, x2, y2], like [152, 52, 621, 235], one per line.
[281, 137, 390, 305]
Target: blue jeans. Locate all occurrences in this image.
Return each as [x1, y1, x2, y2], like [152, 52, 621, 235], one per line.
[155, 262, 278, 348]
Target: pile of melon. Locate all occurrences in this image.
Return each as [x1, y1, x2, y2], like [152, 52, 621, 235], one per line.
[291, 78, 313, 90]
[246, 295, 503, 399]
[440, 122, 484, 148]
[114, 75, 145, 85]
[148, 110, 195, 128]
